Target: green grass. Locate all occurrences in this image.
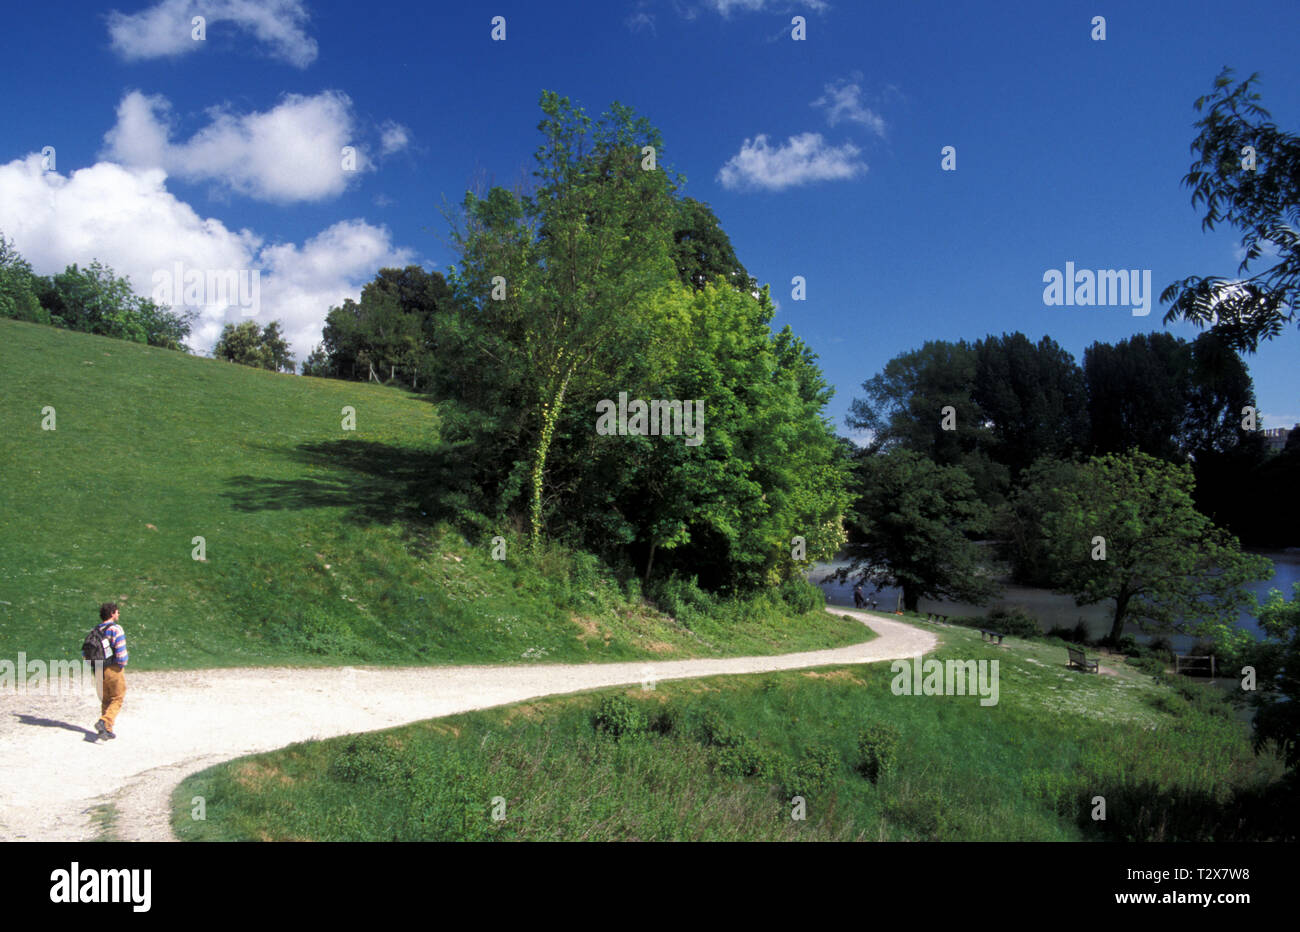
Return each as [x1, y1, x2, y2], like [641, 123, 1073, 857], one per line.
[0, 318, 867, 667]
[173, 620, 1292, 842]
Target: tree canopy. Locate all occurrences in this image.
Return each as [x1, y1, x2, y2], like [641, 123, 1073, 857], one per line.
[1162, 68, 1300, 351]
[1026, 451, 1270, 645]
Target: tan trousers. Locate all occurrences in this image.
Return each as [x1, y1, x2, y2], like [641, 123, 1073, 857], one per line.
[95, 663, 126, 731]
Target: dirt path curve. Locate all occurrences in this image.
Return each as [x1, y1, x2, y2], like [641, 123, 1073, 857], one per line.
[0, 608, 934, 842]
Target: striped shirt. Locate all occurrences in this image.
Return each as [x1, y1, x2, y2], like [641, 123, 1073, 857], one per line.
[96, 621, 128, 666]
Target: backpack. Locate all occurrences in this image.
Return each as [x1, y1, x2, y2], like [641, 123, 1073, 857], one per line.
[82, 623, 113, 663]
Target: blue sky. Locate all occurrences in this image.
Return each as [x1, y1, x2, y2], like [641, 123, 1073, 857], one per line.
[1, 0, 1296, 435]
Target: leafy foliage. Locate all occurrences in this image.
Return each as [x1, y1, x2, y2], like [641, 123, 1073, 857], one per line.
[1250, 583, 1300, 773]
[857, 723, 901, 782]
[840, 449, 997, 612]
[214, 319, 295, 372]
[314, 265, 452, 387]
[0, 236, 195, 350]
[1027, 451, 1271, 644]
[1162, 68, 1300, 351]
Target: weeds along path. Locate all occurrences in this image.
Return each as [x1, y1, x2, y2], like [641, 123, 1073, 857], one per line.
[0, 609, 935, 842]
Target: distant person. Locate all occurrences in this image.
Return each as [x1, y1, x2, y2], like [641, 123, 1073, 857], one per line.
[88, 602, 128, 740]
[853, 584, 865, 609]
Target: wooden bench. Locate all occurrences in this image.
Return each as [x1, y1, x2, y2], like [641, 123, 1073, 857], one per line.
[1067, 645, 1099, 673]
[980, 629, 1004, 645]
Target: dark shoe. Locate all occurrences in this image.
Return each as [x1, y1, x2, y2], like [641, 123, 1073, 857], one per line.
[94, 719, 107, 739]
[104, 728, 117, 739]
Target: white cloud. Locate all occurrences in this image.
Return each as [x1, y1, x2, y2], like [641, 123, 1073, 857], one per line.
[102, 90, 362, 203]
[717, 132, 864, 191]
[379, 121, 411, 156]
[626, 11, 656, 33]
[107, 0, 318, 68]
[0, 154, 413, 362]
[812, 77, 887, 136]
[703, 0, 828, 15]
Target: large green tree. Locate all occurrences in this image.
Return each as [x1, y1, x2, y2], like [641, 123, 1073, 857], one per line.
[442, 92, 681, 547]
[318, 265, 451, 387]
[570, 282, 848, 590]
[972, 332, 1089, 477]
[670, 197, 756, 294]
[1162, 68, 1300, 351]
[31, 259, 194, 350]
[1084, 331, 1255, 463]
[839, 449, 996, 612]
[214, 319, 295, 373]
[1033, 451, 1270, 645]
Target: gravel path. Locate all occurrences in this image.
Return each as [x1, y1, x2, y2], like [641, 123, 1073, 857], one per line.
[0, 608, 935, 842]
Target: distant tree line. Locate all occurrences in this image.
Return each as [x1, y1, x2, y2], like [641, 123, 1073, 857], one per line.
[0, 234, 195, 350]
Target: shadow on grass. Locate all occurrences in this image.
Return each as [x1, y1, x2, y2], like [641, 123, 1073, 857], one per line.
[223, 439, 481, 530]
[1075, 776, 1299, 841]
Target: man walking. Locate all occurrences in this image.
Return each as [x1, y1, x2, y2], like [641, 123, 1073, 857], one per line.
[91, 602, 128, 740]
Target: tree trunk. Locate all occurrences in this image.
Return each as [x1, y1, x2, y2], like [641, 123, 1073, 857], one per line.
[528, 370, 572, 549]
[644, 540, 657, 584]
[1108, 585, 1132, 645]
[902, 584, 919, 613]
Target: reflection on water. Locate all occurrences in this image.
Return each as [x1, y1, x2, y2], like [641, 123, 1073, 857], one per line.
[813, 549, 1300, 651]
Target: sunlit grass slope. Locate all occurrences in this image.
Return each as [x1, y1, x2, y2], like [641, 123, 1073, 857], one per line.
[0, 318, 866, 668]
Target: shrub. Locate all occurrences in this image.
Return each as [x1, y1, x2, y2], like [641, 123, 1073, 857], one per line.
[782, 743, 839, 798]
[777, 577, 825, 615]
[1126, 655, 1168, 677]
[1148, 636, 1175, 661]
[715, 738, 778, 779]
[858, 723, 901, 782]
[697, 711, 741, 748]
[593, 694, 647, 740]
[981, 606, 1041, 639]
[330, 735, 408, 784]
[647, 575, 713, 628]
[1147, 691, 1191, 717]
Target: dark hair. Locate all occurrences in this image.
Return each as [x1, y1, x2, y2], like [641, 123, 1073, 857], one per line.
[100, 602, 118, 621]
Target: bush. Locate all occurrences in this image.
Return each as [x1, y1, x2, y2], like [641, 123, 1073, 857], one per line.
[1148, 636, 1175, 661]
[981, 606, 1042, 640]
[1146, 691, 1191, 717]
[782, 743, 839, 798]
[330, 735, 408, 784]
[592, 694, 647, 740]
[715, 738, 778, 779]
[777, 577, 825, 615]
[647, 575, 714, 628]
[697, 711, 742, 748]
[858, 723, 901, 782]
[1171, 678, 1236, 720]
[1126, 655, 1168, 677]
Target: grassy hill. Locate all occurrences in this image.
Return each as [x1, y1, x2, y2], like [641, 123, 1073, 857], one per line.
[174, 620, 1291, 841]
[0, 318, 867, 668]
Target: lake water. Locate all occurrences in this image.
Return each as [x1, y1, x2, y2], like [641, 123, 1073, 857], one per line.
[812, 549, 1300, 651]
